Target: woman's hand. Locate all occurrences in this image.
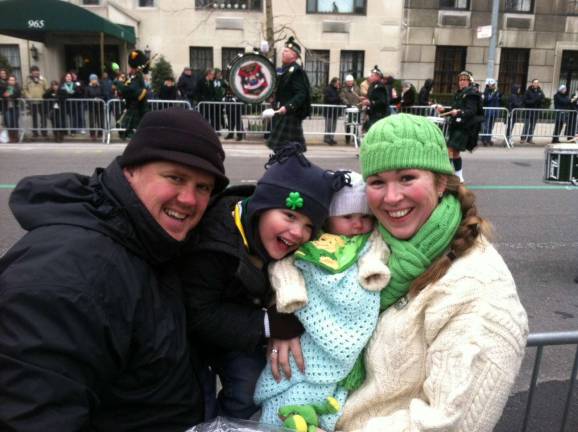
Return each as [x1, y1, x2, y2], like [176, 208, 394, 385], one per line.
[268, 337, 304, 382]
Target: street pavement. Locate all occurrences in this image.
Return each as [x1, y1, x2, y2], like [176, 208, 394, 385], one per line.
[0, 141, 577, 431]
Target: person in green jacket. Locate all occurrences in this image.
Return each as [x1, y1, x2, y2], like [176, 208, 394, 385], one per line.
[268, 36, 312, 153]
[114, 49, 149, 139]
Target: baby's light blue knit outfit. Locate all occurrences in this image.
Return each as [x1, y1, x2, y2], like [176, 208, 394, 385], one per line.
[254, 242, 381, 431]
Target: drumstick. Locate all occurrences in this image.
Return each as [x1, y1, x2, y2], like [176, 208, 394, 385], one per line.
[439, 111, 454, 117]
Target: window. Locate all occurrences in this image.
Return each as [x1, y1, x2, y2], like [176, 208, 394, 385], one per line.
[567, 0, 578, 15]
[439, 0, 470, 10]
[0, 45, 22, 84]
[498, 48, 529, 96]
[504, 0, 534, 13]
[559, 50, 578, 96]
[195, 0, 262, 11]
[304, 50, 330, 88]
[433, 46, 466, 94]
[339, 50, 364, 82]
[138, 0, 155, 7]
[306, 0, 366, 15]
[82, 0, 100, 4]
[222, 47, 244, 69]
[190, 47, 213, 81]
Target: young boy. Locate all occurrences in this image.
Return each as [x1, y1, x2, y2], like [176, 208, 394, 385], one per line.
[254, 172, 391, 431]
[179, 146, 346, 420]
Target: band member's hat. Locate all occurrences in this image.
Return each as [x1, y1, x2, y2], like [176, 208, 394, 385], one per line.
[458, 70, 474, 82]
[285, 36, 302, 57]
[128, 49, 149, 73]
[370, 65, 383, 78]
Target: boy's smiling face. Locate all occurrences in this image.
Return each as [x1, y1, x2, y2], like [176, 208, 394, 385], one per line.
[258, 209, 313, 260]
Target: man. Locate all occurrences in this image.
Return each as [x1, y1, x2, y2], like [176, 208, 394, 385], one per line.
[268, 36, 312, 152]
[339, 74, 362, 145]
[521, 78, 545, 144]
[114, 50, 150, 139]
[481, 78, 501, 146]
[177, 66, 196, 105]
[361, 65, 389, 132]
[23, 65, 48, 138]
[436, 70, 483, 183]
[0, 108, 229, 431]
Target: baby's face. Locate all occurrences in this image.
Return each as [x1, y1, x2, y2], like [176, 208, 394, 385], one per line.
[326, 213, 374, 237]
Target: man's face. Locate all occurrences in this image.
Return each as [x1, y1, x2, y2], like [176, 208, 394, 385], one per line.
[282, 48, 298, 65]
[184, 68, 192, 76]
[346, 79, 354, 87]
[124, 161, 215, 241]
[532, 79, 540, 89]
[31, 69, 40, 78]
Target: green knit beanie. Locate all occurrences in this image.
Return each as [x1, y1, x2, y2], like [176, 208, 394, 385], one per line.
[360, 114, 454, 179]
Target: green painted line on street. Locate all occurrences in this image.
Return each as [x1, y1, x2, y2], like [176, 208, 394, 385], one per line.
[0, 184, 16, 189]
[469, 185, 578, 191]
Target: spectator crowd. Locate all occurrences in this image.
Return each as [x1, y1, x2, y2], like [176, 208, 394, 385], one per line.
[1, 63, 577, 145]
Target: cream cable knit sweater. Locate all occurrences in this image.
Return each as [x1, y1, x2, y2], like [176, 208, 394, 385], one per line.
[336, 237, 528, 432]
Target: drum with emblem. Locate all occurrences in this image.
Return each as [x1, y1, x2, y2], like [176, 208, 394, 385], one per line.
[226, 52, 276, 104]
[544, 143, 578, 185]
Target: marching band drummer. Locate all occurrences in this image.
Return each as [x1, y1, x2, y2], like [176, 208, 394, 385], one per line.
[114, 50, 150, 139]
[267, 36, 312, 153]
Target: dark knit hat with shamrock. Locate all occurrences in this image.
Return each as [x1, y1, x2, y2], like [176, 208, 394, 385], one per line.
[247, 144, 342, 237]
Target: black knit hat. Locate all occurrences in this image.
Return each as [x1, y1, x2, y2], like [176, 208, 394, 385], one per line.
[246, 145, 346, 236]
[285, 36, 302, 57]
[119, 108, 229, 193]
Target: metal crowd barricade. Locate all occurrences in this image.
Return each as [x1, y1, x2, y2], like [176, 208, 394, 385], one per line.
[519, 330, 578, 432]
[306, 104, 359, 147]
[106, 98, 192, 143]
[195, 101, 268, 139]
[480, 107, 511, 148]
[0, 98, 25, 143]
[509, 108, 577, 146]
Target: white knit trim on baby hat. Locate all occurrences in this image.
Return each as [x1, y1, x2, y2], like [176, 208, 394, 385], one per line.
[329, 171, 370, 217]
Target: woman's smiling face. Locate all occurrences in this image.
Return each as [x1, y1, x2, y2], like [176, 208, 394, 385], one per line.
[366, 169, 446, 240]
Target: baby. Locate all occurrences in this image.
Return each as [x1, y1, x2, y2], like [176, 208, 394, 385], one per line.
[254, 171, 391, 431]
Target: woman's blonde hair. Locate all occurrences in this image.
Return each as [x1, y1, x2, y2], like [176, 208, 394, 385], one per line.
[410, 174, 492, 294]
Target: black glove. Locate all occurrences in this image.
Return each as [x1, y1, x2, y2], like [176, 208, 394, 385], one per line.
[267, 304, 305, 340]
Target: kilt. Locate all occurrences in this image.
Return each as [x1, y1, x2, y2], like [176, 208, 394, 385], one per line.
[118, 102, 147, 138]
[268, 114, 306, 152]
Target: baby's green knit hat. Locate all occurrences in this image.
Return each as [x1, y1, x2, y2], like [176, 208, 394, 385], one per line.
[360, 114, 454, 179]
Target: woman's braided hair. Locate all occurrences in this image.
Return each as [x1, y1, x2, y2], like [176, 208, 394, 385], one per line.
[410, 174, 493, 295]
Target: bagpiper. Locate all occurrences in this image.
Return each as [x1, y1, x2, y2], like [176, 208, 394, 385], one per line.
[114, 49, 149, 139]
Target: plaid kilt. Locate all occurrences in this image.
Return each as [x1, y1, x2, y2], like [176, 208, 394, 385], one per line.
[117, 102, 147, 138]
[268, 114, 306, 152]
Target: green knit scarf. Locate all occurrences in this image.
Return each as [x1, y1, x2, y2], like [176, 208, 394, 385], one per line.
[339, 194, 462, 392]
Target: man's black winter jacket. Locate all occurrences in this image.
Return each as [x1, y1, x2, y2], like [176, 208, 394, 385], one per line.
[0, 159, 203, 431]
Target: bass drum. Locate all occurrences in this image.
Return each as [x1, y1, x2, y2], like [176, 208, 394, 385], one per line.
[544, 143, 578, 185]
[226, 52, 276, 104]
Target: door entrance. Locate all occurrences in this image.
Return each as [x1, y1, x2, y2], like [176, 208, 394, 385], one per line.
[560, 50, 578, 95]
[65, 45, 120, 83]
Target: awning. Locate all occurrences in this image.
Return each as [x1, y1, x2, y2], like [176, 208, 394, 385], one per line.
[0, 0, 136, 44]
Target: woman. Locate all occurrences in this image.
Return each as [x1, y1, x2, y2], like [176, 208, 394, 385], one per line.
[2, 75, 22, 143]
[331, 114, 528, 432]
[398, 81, 417, 113]
[43, 80, 65, 142]
[323, 77, 341, 145]
[552, 84, 572, 143]
[58, 72, 76, 134]
[84, 73, 104, 141]
[436, 70, 483, 183]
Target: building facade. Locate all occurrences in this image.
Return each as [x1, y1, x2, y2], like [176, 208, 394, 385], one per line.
[403, 0, 578, 98]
